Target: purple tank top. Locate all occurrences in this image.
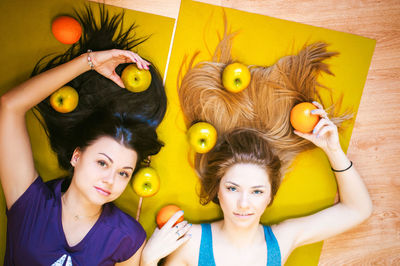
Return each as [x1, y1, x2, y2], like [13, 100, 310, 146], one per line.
[4, 177, 146, 266]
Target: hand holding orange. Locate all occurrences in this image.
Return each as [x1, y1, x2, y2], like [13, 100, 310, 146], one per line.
[290, 102, 320, 133]
[156, 205, 184, 229]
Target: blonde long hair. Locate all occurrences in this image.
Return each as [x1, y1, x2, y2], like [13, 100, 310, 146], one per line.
[178, 27, 350, 200]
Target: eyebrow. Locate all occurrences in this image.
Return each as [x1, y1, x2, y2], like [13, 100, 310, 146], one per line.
[225, 181, 265, 189]
[99, 153, 134, 170]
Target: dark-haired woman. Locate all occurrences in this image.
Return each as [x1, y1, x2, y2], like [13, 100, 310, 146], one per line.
[0, 49, 161, 265]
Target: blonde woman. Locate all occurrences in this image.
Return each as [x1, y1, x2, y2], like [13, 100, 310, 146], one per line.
[140, 31, 372, 266]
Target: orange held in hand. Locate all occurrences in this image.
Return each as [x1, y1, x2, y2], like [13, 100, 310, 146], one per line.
[290, 102, 320, 133]
[156, 205, 184, 229]
[52, 16, 82, 44]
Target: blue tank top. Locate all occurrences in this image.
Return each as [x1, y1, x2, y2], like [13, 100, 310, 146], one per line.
[198, 223, 281, 266]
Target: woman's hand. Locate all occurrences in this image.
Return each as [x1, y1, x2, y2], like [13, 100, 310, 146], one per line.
[89, 49, 150, 88]
[141, 211, 192, 266]
[294, 101, 341, 153]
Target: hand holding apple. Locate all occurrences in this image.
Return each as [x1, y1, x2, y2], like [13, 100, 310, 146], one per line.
[50, 86, 79, 113]
[222, 62, 251, 93]
[187, 122, 217, 154]
[121, 64, 152, 92]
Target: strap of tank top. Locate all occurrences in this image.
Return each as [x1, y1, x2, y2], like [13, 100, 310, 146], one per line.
[198, 223, 216, 266]
[263, 225, 281, 266]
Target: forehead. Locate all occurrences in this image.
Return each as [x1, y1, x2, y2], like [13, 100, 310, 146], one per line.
[222, 163, 270, 187]
[84, 136, 137, 165]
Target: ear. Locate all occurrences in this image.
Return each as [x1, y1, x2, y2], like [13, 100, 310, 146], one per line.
[70, 148, 81, 167]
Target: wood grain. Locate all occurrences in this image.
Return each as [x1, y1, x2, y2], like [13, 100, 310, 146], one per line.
[96, 0, 400, 264]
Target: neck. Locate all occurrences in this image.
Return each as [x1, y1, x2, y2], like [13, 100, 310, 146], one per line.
[62, 182, 102, 221]
[217, 219, 262, 247]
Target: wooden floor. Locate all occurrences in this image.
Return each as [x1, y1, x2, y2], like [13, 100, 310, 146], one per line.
[97, 0, 400, 264]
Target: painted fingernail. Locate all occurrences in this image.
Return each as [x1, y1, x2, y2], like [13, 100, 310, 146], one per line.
[311, 110, 316, 114]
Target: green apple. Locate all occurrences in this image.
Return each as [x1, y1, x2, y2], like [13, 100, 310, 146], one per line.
[187, 122, 217, 154]
[132, 167, 160, 197]
[222, 62, 251, 93]
[50, 86, 79, 113]
[121, 64, 152, 93]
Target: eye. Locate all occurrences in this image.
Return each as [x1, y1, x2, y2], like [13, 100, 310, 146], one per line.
[97, 160, 107, 167]
[252, 190, 264, 195]
[119, 171, 130, 178]
[227, 186, 237, 192]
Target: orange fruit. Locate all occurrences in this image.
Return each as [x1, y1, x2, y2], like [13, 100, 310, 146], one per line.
[156, 205, 184, 229]
[290, 102, 320, 133]
[52, 16, 82, 44]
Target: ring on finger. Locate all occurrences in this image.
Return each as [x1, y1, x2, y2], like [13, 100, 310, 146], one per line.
[176, 230, 181, 237]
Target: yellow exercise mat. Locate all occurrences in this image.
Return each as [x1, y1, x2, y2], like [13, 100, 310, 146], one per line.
[0, 0, 174, 261]
[149, 0, 375, 265]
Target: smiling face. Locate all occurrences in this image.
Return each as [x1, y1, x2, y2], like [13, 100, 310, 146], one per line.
[218, 163, 272, 228]
[70, 136, 138, 206]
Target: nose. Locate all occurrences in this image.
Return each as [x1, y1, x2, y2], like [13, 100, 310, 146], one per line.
[102, 171, 115, 185]
[238, 192, 250, 209]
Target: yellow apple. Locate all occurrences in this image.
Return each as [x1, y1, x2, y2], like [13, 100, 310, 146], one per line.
[222, 62, 251, 93]
[187, 122, 217, 154]
[132, 167, 160, 197]
[121, 64, 152, 93]
[50, 86, 79, 113]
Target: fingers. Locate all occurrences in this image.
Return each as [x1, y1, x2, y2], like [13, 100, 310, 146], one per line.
[109, 71, 125, 88]
[118, 50, 150, 70]
[174, 221, 192, 239]
[131, 53, 150, 70]
[311, 108, 328, 119]
[163, 210, 185, 230]
[312, 101, 324, 110]
[312, 118, 332, 135]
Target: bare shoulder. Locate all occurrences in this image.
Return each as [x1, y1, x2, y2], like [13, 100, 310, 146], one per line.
[271, 221, 297, 264]
[165, 224, 202, 266]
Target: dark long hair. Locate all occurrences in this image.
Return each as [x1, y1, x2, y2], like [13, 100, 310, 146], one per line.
[33, 4, 166, 171]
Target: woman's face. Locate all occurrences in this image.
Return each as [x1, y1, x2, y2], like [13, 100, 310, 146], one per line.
[218, 163, 271, 228]
[71, 136, 137, 205]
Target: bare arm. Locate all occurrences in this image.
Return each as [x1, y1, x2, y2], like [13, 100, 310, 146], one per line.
[0, 49, 149, 209]
[273, 102, 373, 262]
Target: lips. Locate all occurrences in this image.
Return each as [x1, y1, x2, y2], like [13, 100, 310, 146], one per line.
[233, 212, 254, 218]
[94, 186, 111, 196]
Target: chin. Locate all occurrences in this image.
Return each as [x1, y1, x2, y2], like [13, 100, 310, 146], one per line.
[230, 214, 259, 227]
